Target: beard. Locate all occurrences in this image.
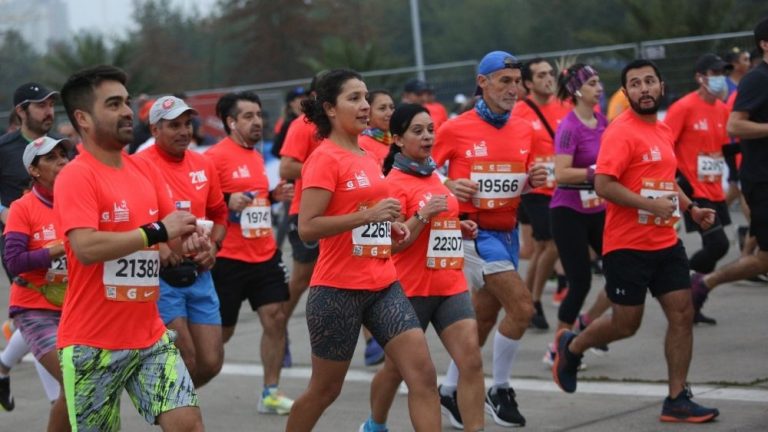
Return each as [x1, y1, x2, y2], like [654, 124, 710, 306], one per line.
[26, 115, 53, 136]
[93, 118, 133, 150]
[629, 95, 661, 115]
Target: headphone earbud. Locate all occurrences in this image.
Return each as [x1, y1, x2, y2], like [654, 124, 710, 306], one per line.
[575, 90, 583, 98]
[230, 122, 236, 129]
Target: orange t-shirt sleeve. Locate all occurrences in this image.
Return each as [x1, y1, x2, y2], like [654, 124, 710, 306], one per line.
[280, 118, 313, 162]
[54, 164, 100, 234]
[204, 159, 228, 225]
[433, 125, 454, 168]
[596, 125, 631, 179]
[302, 151, 337, 192]
[663, 99, 687, 145]
[3, 199, 31, 235]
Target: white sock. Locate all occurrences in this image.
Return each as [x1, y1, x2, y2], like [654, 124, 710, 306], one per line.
[492, 331, 520, 388]
[0, 329, 30, 370]
[33, 359, 60, 402]
[441, 359, 460, 390]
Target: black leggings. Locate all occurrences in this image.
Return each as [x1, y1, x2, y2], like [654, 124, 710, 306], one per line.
[689, 226, 729, 273]
[550, 207, 605, 325]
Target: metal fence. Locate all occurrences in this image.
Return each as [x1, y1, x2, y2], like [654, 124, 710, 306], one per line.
[0, 31, 754, 140]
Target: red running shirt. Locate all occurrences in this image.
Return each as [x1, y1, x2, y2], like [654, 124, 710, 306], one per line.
[280, 114, 323, 215]
[596, 110, 679, 254]
[301, 141, 398, 290]
[54, 150, 174, 349]
[387, 168, 467, 297]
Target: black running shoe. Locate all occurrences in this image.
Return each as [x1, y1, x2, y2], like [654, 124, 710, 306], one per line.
[0, 376, 15, 411]
[529, 301, 549, 330]
[693, 310, 717, 325]
[660, 386, 719, 423]
[438, 385, 463, 430]
[485, 387, 526, 427]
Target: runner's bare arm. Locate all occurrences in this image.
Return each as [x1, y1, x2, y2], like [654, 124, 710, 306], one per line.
[279, 156, 304, 180]
[675, 186, 716, 230]
[554, 154, 591, 184]
[391, 195, 447, 254]
[443, 178, 478, 202]
[298, 188, 400, 242]
[595, 173, 675, 217]
[727, 111, 768, 139]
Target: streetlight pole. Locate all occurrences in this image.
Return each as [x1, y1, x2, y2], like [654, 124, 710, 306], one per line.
[409, 0, 426, 81]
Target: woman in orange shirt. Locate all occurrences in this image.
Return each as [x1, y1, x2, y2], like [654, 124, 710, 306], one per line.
[359, 90, 395, 168]
[285, 70, 440, 432]
[361, 104, 484, 431]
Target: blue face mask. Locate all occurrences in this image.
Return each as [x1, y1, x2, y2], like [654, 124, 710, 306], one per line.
[705, 75, 727, 94]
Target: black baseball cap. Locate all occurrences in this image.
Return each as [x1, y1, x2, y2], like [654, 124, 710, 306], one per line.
[403, 79, 429, 94]
[13, 82, 58, 108]
[694, 54, 733, 74]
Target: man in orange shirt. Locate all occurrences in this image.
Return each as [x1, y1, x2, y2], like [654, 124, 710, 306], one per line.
[512, 58, 571, 329]
[55, 65, 205, 431]
[665, 54, 733, 325]
[135, 96, 228, 387]
[205, 91, 295, 415]
[552, 59, 719, 424]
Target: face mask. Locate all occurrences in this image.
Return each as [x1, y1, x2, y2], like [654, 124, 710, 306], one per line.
[705, 75, 727, 95]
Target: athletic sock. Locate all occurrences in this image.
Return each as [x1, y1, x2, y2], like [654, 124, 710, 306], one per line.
[34, 359, 60, 402]
[0, 329, 30, 371]
[492, 330, 520, 388]
[442, 359, 460, 388]
[262, 384, 278, 398]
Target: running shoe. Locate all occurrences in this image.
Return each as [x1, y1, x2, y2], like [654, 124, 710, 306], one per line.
[543, 342, 587, 370]
[1, 320, 14, 343]
[660, 386, 719, 423]
[358, 418, 388, 432]
[552, 329, 582, 393]
[257, 389, 293, 415]
[529, 301, 549, 330]
[438, 385, 463, 430]
[484, 387, 526, 427]
[0, 376, 14, 411]
[693, 311, 717, 325]
[551, 287, 569, 306]
[364, 338, 385, 366]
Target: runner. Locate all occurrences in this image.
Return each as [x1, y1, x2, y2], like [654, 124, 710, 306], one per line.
[205, 91, 295, 415]
[543, 63, 611, 366]
[692, 17, 768, 320]
[435, 50, 547, 428]
[3, 136, 70, 429]
[552, 59, 720, 424]
[361, 104, 484, 432]
[359, 90, 395, 168]
[665, 54, 732, 325]
[513, 58, 571, 330]
[285, 69, 440, 432]
[55, 65, 204, 431]
[135, 96, 227, 386]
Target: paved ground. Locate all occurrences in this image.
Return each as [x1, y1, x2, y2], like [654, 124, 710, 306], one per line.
[1, 209, 766, 431]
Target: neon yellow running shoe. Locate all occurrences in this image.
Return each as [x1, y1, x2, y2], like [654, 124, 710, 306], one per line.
[257, 389, 293, 415]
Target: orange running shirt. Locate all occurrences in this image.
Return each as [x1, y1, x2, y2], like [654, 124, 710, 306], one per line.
[205, 137, 276, 263]
[433, 109, 533, 231]
[301, 141, 398, 290]
[280, 114, 323, 215]
[54, 150, 174, 350]
[387, 168, 466, 297]
[425, 102, 449, 130]
[135, 145, 227, 224]
[596, 110, 679, 254]
[664, 91, 729, 201]
[4, 191, 64, 312]
[511, 97, 570, 196]
[358, 134, 390, 170]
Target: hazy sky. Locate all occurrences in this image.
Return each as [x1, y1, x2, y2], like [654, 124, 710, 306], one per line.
[67, 0, 218, 38]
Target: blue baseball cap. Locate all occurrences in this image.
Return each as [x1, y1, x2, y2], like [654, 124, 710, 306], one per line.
[477, 51, 522, 76]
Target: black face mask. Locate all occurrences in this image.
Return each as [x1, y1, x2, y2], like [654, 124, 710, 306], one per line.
[159, 259, 198, 288]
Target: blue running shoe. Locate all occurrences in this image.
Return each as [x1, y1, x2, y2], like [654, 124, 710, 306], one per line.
[660, 386, 719, 423]
[552, 329, 582, 393]
[364, 338, 385, 366]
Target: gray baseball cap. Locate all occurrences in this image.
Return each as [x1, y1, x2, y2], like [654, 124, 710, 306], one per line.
[149, 96, 198, 125]
[23, 136, 69, 169]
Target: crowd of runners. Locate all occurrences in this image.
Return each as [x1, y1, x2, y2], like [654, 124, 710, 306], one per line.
[0, 15, 766, 432]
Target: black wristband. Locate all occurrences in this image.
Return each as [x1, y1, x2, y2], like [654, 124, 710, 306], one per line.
[140, 221, 169, 247]
[686, 202, 698, 213]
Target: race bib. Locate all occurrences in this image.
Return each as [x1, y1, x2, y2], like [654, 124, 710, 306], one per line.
[534, 156, 556, 189]
[426, 217, 463, 269]
[579, 189, 604, 209]
[241, 197, 272, 238]
[638, 179, 680, 226]
[46, 256, 68, 284]
[103, 248, 160, 302]
[697, 153, 725, 183]
[351, 201, 391, 259]
[470, 161, 526, 209]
